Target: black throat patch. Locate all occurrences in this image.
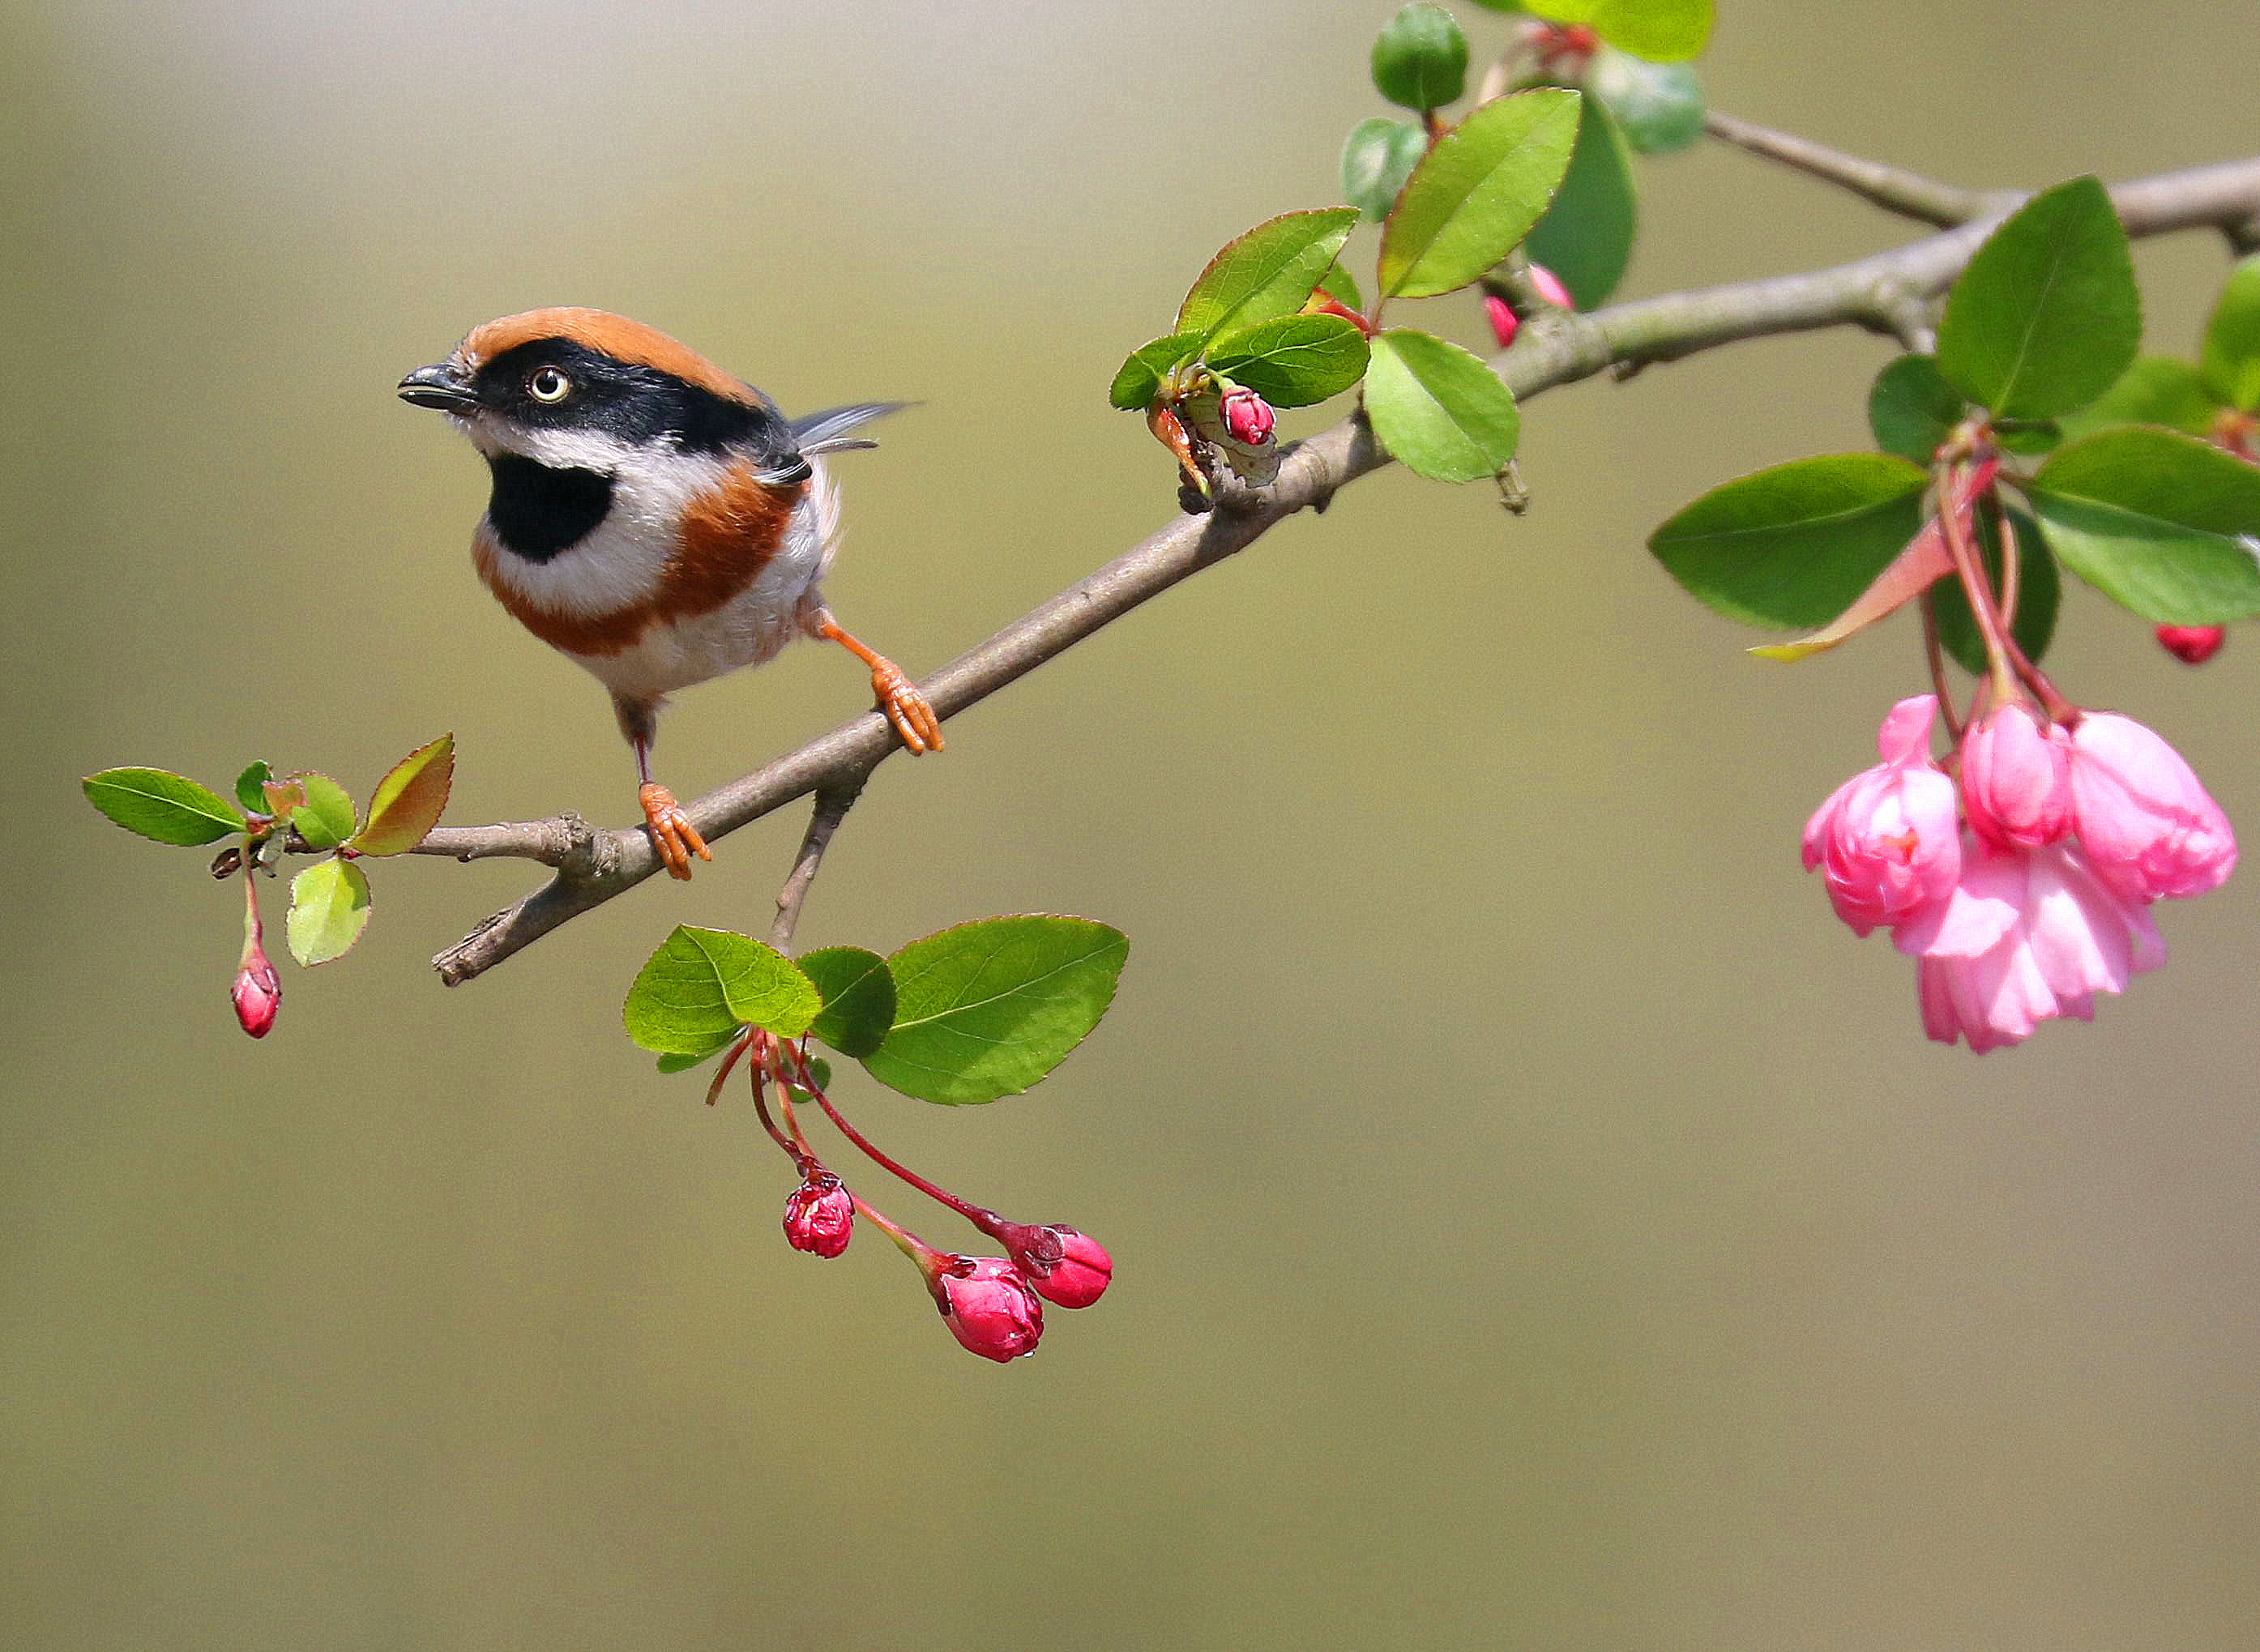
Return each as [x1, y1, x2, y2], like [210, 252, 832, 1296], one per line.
[485, 454, 614, 562]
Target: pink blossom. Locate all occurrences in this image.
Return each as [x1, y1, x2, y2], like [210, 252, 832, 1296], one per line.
[1907, 838, 2164, 1052]
[2066, 712, 2237, 900]
[930, 1257, 1045, 1362]
[1959, 703, 2072, 851]
[1802, 694, 1961, 935]
[783, 1172, 854, 1258]
[2155, 624, 2225, 664]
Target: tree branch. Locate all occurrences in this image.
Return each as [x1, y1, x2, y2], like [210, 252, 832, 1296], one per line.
[421, 152, 2260, 987]
[1702, 109, 2007, 227]
[767, 775, 868, 951]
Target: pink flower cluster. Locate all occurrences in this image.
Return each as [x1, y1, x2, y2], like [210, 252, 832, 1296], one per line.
[1805, 694, 2235, 1051]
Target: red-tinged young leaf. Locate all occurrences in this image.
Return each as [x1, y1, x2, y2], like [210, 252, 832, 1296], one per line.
[1749, 460, 1997, 660]
[2201, 254, 2260, 413]
[262, 777, 306, 817]
[1379, 88, 1581, 300]
[353, 733, 454, 856]
[285, 857, 372, 966]
[1177, 209, 1359, 344]
[287, 771, 356, 850]
[1649, 453, 1930, 629]
[1936, 177, 2140, 420]
[2027, 427, 2260, 622]
[82, 768, 245, 846]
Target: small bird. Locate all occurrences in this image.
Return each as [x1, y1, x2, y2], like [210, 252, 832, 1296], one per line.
[398, 307, 942, 879]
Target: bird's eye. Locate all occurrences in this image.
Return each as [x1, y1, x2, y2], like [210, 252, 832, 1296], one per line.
[528, 366, 571, 403]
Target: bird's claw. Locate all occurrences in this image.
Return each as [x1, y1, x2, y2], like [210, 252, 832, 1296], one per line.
[872, 664, 945, 755]
[639, 782, 711, 881]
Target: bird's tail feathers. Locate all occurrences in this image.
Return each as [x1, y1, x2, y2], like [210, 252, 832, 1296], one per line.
[791, 400, 913, 456]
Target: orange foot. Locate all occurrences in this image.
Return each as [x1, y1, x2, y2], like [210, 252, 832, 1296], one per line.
[870, 661, 946, 756]
[639, 782, 711, 881]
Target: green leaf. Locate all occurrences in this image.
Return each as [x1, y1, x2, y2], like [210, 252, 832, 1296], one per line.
[285, 858, 372, 966]
[1315, 262, 1365, 314]
[1935, 177, 2140, 420]
[800, 946, 897, 1059]
[352, 733, 454, 856]
[1363, 328, 1520, 482]
[1649, 453, 1930, 628]
[1372, 2, 1468, 112]
[2201, 254, 2260, 412]
[1177, 208, 1359, 343]
[2057, 356, 2224, 442]
[803, 1057, 834, 1095]
[1932, 506, 2060, 676]
[82, 768, 244, 846]
[1341, 117, 1429, 223]
[656, 1045, 729, 1075]
[1589, 0, 1714, 62]
[623, 926, 821, 1055]
[288, 772, 357, 851]
[1867, 354, 1965, 465]
[1587, 47, 1703, 153]
[1108, 331, 1205, 412]
[1521, 96, 1636, 308]
[1204, 314, 1370, 408]
[234, 762, 273, 817]
[1378, 88, 1581, 300]
[2027, 427, 2260, 623]
[862, 916, 1129, 1107]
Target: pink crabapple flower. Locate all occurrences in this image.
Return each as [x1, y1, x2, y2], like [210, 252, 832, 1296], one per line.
[1219, 386, 1275, 446]
[929, 1256, 1045, 1362]
[1802, 694, 1962, 936]
[782, 1172, 855, 1258]
[2065, 712, 2237, 901]
[2155, 624, 2225, 664]
[1906, 836, 2164, 1052]
[1959, 703, 2073, 851]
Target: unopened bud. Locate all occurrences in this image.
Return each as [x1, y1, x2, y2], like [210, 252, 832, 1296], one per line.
[1002, 1224, 1113, 1308]
[232, 958, 280, 1039]
[1482, 293, 1519, 350]
[1527, 263, 1574, 310]
[1219, 386, 1275, 446]
[2155, 624, 2226, 665]
[783, 1172, 854, 1257]
[929, 1256, 1045, 1362]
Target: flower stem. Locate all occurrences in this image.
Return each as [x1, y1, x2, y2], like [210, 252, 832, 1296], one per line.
[1934, 462, 2019, 708]
[790, 1047, 992, 1227]
[1918, 590, 1963, 744]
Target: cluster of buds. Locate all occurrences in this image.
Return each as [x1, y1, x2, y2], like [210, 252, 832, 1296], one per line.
[715, 1031, 1113, 1362]
[1805, 694, 2235, 1051]
[1482, 263, 1574, 351]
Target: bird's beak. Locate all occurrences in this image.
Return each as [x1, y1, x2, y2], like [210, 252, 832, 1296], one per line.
[397, 361, 479, 412]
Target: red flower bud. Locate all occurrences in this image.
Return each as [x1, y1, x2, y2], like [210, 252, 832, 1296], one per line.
[2156, 624, 2226, 664]
[783, 1172, 854, 1257]
[231, 958, 280, 1039]
[1527, 263, 1574, 310]
[930, 1256, 1044, 1361]
[1000, 1224, 1113, 1308]
[1482, 294, 1519, 350]
[1219, 386, 1275, 446]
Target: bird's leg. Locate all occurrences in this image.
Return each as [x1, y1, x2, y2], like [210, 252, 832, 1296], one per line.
[632, 732, 709, 881]
[810, 609, 945, 755]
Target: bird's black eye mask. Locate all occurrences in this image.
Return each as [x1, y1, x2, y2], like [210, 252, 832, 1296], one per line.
[472, 337, 794, 458]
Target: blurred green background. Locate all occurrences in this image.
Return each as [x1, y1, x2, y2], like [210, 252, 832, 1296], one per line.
[6, 2, 2258, 1646]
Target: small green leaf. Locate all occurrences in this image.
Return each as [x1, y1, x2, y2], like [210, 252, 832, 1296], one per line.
[1589, 0, 1714, 62]
[1587, 47, 1703, 153]
[656, 1045, 729, 1075]
[2057, 356, 2224, 442]
[1936, 177, 2141, 420]
[2200, 254, 2260, 413]
[1177, 208, 1359, 344]
[1109, 331, 1204, 412]
[803, 1057, 834, 1095]
[352, 733, 454, 856]
[1932, 506, 2060, 676]
[288, 772, 357, 851]
[1521, 96, 1637, 308]
[862, 916, 1129, 1107]
[82, 768, 244, 846]
[234, 762, 273, 817]
[1341, 117, 1429, 223]
[1649, 453, 1931, 628]
[1204, 314, 1370, 408]
[2027, 427, 2260, 623]
[1314, 263, 1364, 314]
[285, 858, 372, 967]
[1867, 354, 1966, 465]
[1363, 328, 1520, 482]
[1379, 88, 1582, 300]
[1372, 2, 1468, 113]
[800, 946, 897, 1059]
[623, 926, 821, 1054]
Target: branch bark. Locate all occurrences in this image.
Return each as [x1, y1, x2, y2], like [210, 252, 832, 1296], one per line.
[1700, 110, 2007, 227]
[420, 152, 2260, 986]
